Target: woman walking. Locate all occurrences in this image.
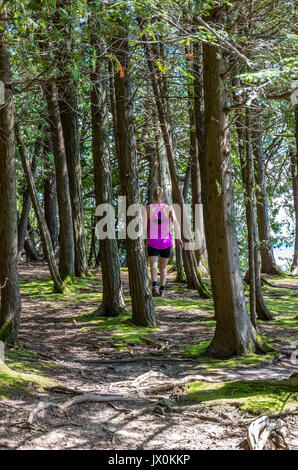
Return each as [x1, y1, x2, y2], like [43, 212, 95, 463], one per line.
[143, 187, 183, 298]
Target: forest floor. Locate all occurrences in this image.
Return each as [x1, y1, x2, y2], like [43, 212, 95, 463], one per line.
[0, 261, 297, 450]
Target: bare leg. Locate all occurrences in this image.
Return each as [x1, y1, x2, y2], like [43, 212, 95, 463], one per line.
[148, 256, 158, 283]
[160, 257, 169, 287]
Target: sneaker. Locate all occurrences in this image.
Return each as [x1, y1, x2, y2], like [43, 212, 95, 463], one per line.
[152, 285, 160, 297]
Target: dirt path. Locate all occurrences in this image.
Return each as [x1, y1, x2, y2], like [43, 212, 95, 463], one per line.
[0, 262, 297, 450]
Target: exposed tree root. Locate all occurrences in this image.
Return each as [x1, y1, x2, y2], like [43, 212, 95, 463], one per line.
[28, 394, 146, 425]
[83, 356, 197, 364]
[247, 415, 285, 450]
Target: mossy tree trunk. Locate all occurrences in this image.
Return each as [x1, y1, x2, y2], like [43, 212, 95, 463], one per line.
[0, 6, 21, 344]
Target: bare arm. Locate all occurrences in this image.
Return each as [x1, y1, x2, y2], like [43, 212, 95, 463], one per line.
[169, 205, 183, 248]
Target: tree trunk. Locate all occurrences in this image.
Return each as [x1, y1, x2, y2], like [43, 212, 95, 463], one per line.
[291, 105, 298, 275]
[58, 83, 88, 277]
[17, 137, 40, 259]
[110, 19, 155, 327]
[43, 136, 58, 253]
[0, 6, 22, 344]
[191, 43, 208, 268]
[44, 172, 58, 253]
[251, 107, 280, 274]
[24, 234, 41, 262]
[202, 22, 262, 357]
[15, 124, 64, 294]
[90, 14, 125, 317]
[236, 104, 273, 322]
[245, 111, 257, 328]
[88, 216, 97, 268]
[43, 81, 75, 280]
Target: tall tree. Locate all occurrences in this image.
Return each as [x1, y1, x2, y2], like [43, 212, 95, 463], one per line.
[235, 105, 273, 322]
[43, 80, 75, 280]
[0, 5, 21, 344]
[15, 124, 64, 294]
[110, 16, 156, 326]
[251, 106, 280, 274]
[17, 142, 38, 259]
[201, 9, 264, 357]
[53, 0, 88, 276]
[89, 3, 125, 317]
[190, 43, 208, 269]
[44, 138, 58, 255]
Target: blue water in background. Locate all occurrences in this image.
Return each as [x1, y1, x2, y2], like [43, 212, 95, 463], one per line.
[274, 246, 295, 271]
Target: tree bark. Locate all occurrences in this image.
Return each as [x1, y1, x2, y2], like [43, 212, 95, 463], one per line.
[110, 19, 156, 327]
[191, 43, 208, 268]
[15, 123, 64, 293]
[90, 12, 125, 317]
[0, 6, 22, 344]
[235, 104, 273, 321]
[44, 172, 58, 253]
[59, 84, 88, 277]
[43, 135, 58, 253]
[251, 107, 280, 274]
[43, 80, 75, 280]
[24, 233, 41, 262]
[18, 151, 37, 259]
[201, 20, 262, 357]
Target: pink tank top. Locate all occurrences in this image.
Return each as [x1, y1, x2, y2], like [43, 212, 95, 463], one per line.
[147, 203, 172, 249]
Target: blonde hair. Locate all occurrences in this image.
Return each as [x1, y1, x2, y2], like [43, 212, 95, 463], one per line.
[153, 186, 164, 202]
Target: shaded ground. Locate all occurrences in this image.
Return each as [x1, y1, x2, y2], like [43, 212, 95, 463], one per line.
[0, 261, 297, 450]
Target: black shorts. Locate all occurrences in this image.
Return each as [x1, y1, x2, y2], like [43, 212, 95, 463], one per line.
[147, 245, 172, 258]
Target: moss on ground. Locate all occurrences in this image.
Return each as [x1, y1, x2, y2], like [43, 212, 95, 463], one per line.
[4, 348, 51, 375]
[65, 309, 158, 351]
[20, 277, 101, 303]
[0, 360, 60, 399]
[182, 340, 279, 371]
[181, 378, 298, 415]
